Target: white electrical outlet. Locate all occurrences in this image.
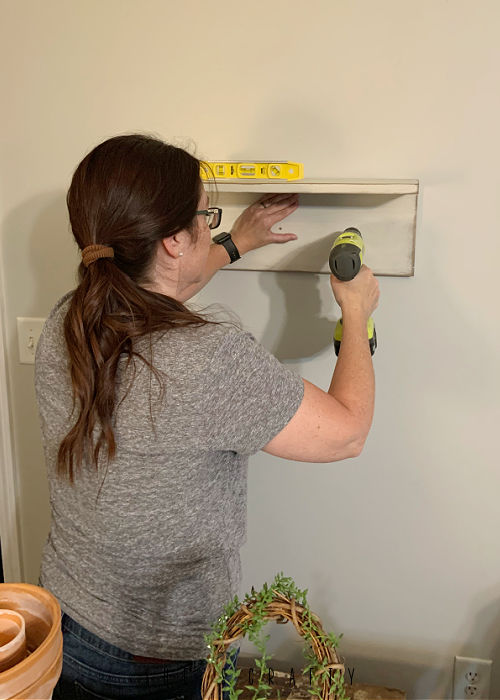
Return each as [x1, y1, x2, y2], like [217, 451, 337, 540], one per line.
[453, 656, 492, 700]
[17, 317, 45, 364]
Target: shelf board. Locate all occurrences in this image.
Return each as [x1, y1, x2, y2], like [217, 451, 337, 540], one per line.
[212, 178, 419, 276]
[213, 178, 418, 195]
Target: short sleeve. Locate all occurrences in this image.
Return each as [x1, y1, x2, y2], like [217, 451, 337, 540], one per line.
[203, 330, 304, 455]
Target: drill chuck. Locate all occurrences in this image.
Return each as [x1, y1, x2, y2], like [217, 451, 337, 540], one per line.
[328, 227, 364, 280]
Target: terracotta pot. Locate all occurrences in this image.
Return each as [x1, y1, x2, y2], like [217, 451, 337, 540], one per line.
[0, 610, 26, 673]
[0, 584, 62, 700]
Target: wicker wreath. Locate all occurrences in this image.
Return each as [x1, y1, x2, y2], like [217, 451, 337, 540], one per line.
[201, 587, 345, 700]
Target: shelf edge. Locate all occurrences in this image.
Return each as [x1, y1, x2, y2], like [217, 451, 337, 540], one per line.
[214, 179, 419, 194]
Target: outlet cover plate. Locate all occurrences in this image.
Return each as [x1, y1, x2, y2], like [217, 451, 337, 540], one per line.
[453, 656, 492, 700]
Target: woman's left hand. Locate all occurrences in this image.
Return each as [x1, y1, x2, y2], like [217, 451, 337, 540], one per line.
[230, 194, 299, 255]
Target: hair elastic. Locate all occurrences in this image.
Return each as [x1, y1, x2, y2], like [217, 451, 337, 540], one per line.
[81, 244, 115, 267]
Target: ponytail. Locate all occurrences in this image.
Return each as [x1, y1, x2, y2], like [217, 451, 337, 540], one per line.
[57, 135, 211, 481]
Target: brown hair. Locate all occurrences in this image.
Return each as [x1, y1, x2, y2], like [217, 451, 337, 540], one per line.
[58, 134, 210, 481]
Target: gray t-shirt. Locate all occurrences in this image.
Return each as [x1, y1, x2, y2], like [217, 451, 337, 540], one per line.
[35, 292, 304, 659]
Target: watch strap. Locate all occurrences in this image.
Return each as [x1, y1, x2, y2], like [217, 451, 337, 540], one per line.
[213, 232, 241, 263]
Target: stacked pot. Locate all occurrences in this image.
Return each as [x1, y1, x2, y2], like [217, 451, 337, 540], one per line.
[0, 584, 62, 699]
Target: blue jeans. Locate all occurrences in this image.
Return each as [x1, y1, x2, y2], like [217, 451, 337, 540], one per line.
[54, 613, 238, 700]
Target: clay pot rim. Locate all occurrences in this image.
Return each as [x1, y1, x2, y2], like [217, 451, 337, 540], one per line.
[0, 584, 61, 682]
[0, 609, 26, 654]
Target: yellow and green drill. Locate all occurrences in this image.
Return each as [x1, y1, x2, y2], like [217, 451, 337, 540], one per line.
[329, 227, 377, 356]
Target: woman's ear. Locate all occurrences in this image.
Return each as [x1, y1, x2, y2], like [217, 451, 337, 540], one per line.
[161, 230, 189, 259]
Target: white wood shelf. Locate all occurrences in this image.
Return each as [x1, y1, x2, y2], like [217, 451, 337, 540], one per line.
[214, 178, 418, 195]
[212, 178, 419, 277]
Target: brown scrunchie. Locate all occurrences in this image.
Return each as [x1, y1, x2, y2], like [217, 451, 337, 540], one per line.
[81, 244, 114, 267]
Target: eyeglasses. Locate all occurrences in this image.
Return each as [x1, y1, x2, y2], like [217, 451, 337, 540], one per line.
[195, 207, 222, 230]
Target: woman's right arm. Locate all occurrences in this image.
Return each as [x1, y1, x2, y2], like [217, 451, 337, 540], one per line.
[262, 266, 380, 463]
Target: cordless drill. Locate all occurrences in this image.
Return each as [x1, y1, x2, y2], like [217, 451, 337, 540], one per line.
[329, 227, 377, 356]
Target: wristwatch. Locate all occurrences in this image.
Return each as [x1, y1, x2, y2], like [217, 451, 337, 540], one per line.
[212, 231, 241, 263]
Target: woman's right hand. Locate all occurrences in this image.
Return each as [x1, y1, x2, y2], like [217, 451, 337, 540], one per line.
[330, 265, 380, 320]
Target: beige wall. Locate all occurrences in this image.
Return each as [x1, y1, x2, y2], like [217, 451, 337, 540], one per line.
[1, 1, 500, 697]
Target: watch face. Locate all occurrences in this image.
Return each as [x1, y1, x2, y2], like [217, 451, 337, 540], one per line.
[213, 232, 231, 244]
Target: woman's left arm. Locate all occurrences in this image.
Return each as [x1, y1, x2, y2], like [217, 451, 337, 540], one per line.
[195, 193, 299, 292]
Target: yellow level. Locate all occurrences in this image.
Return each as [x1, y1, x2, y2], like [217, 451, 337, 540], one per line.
[201, 161, 304, 181]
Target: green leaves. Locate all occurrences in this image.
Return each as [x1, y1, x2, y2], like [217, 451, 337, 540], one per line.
[204, 573, 346, 700]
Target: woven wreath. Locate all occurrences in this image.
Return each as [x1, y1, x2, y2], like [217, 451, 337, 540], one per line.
[202, 574, 345, 700]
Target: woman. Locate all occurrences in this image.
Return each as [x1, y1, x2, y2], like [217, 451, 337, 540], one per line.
[35, 134, 379, 700]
